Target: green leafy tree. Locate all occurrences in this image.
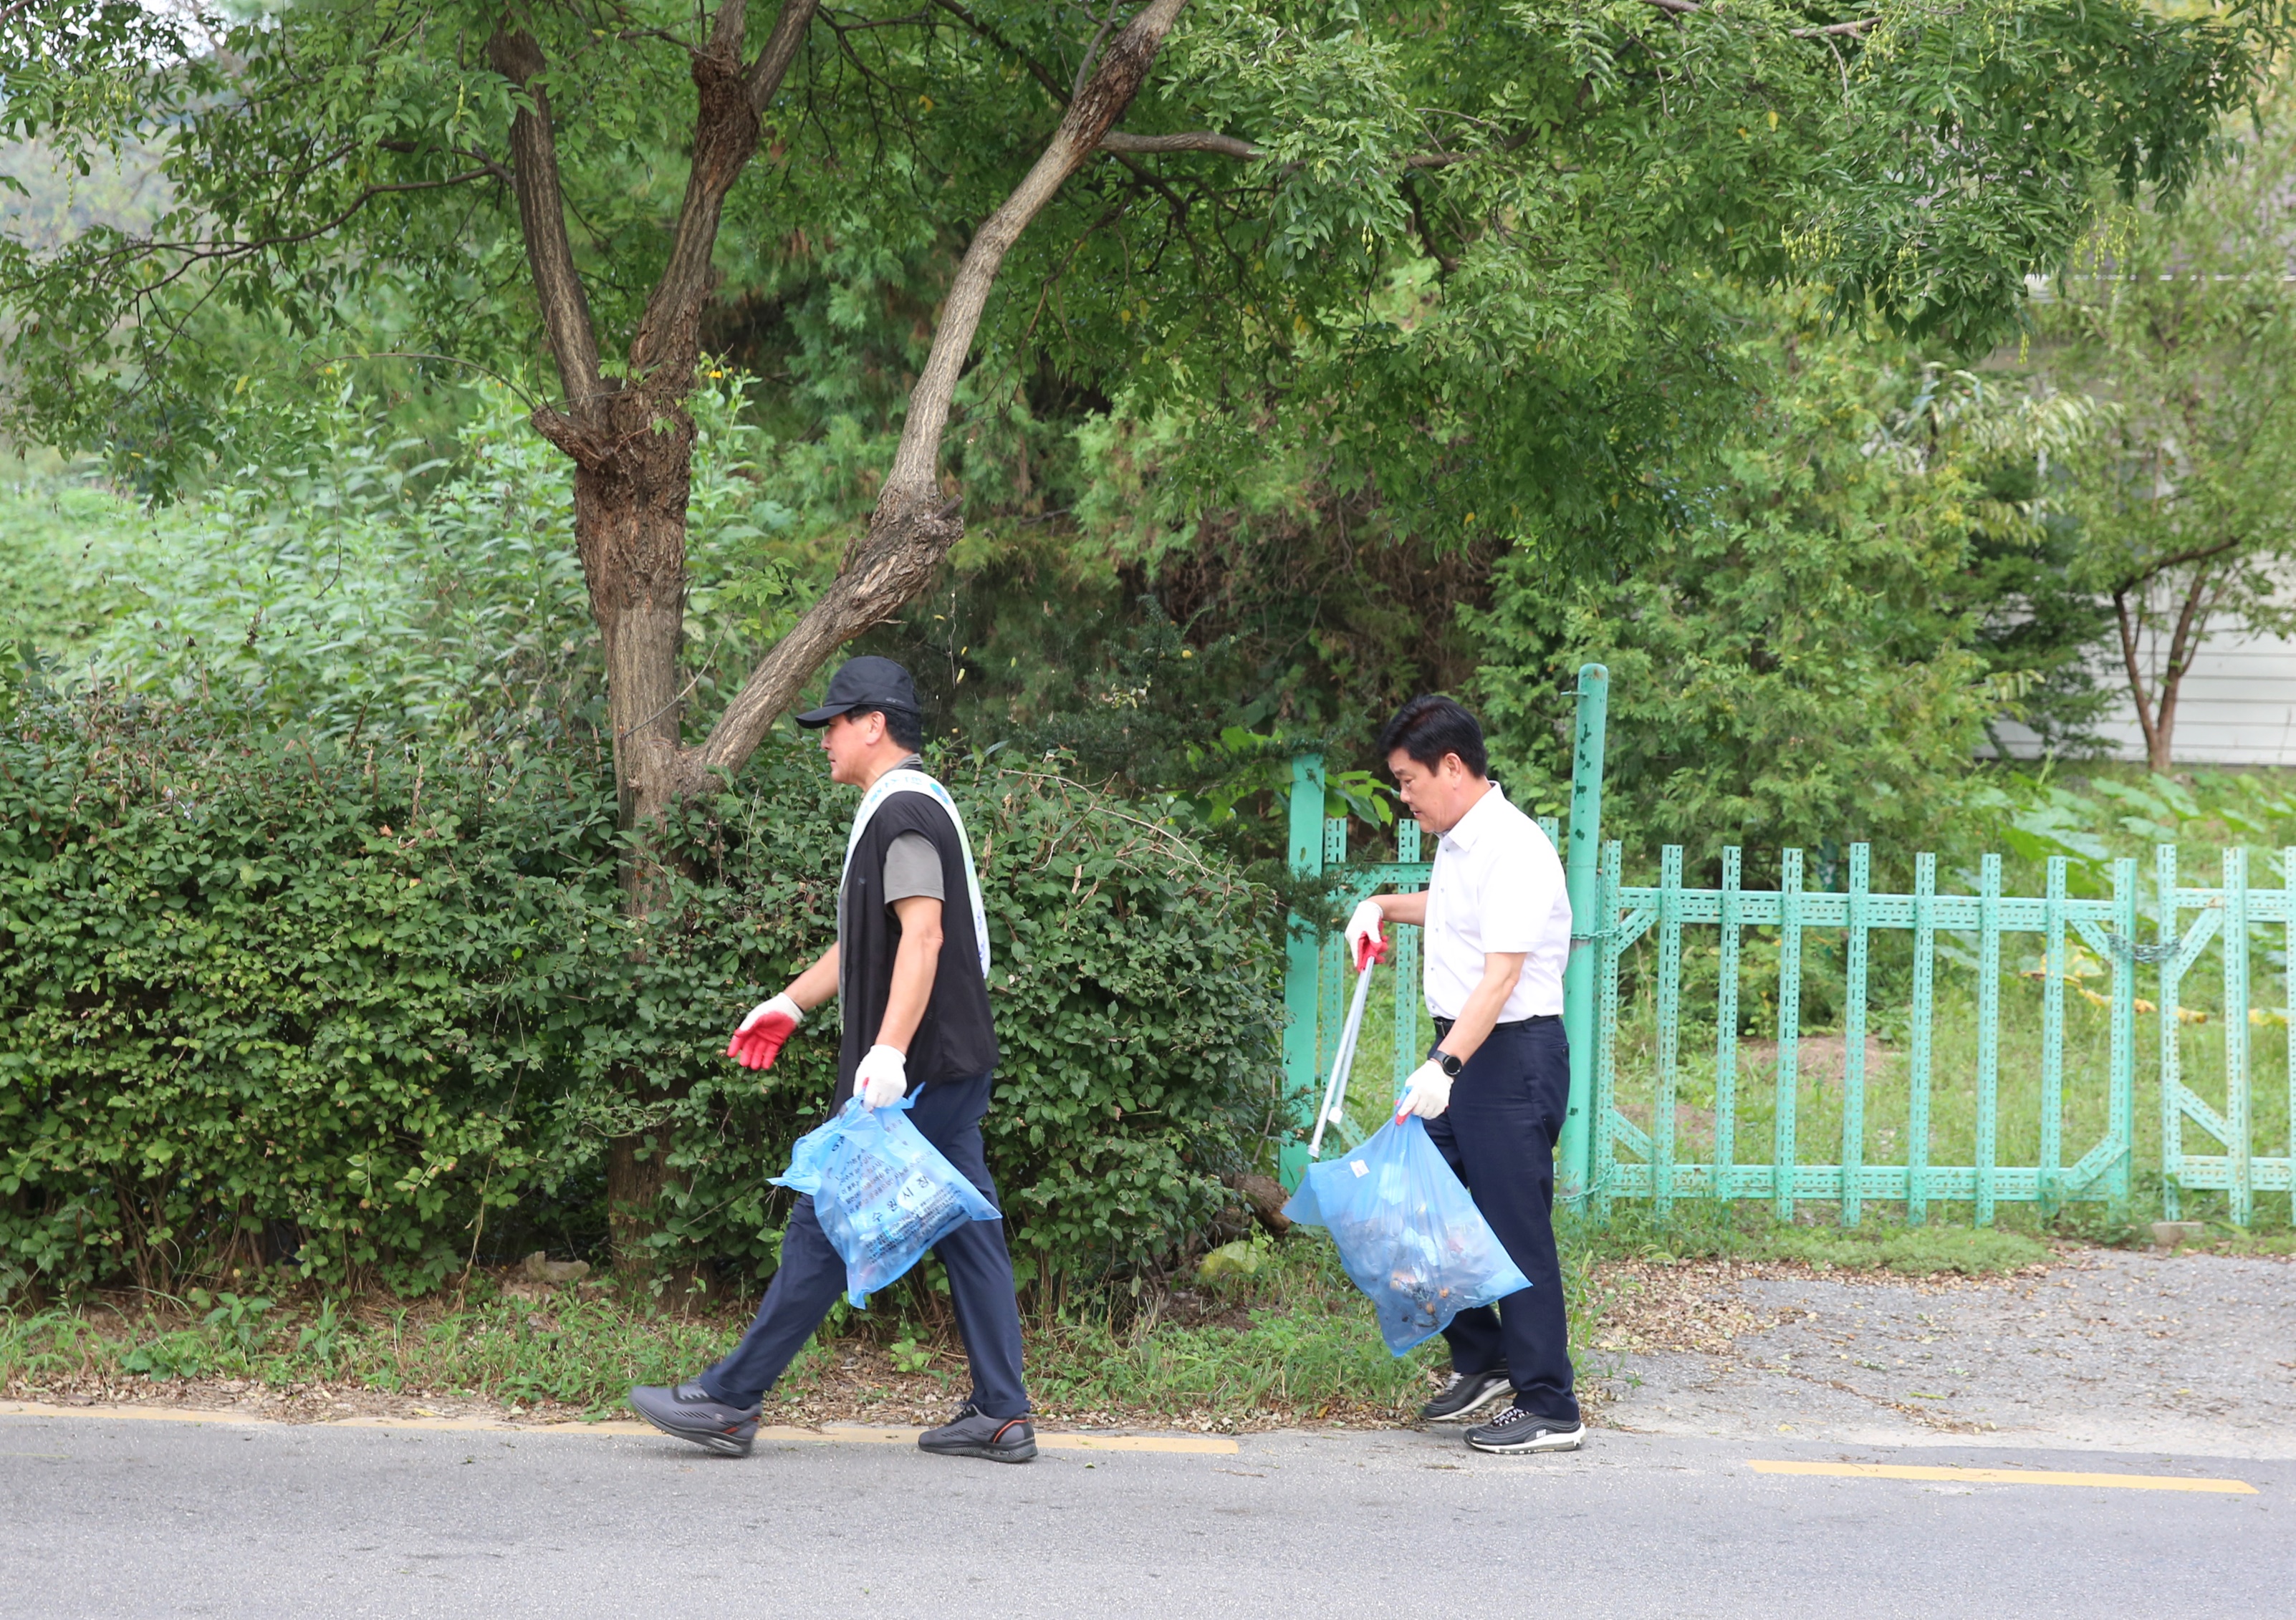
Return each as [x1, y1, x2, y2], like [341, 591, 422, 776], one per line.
[2017, 111, 2296, 769]
[9, 0, 2275, 788]
[1473, 319, 2031, 874]
[6, 0, 2281, 1250]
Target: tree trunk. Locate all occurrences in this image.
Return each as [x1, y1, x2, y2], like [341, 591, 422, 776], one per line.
[2115, 587, 2176, 772]
[2119, 566, 2218, 774]
[2148, 678, 2179, 773]
[572, 404, 698, 850]
[567, 398, 709, 1278]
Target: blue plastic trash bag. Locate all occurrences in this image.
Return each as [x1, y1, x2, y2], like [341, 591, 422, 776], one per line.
[772, 1094, 1000, 1308]
[1282, 1116, 1532, 1354]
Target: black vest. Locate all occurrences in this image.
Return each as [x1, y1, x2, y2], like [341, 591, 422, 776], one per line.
[835, 789, 999, 1101]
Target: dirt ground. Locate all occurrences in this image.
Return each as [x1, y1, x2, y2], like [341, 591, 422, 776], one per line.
[1587, 1246, 2296, 1459]
[0, 1337, 1358, 1437]
[14, 1247, 2294, 1450]
[0, 1276, 1418, 1437]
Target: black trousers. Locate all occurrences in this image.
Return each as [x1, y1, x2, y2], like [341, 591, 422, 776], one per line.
[697, 1071, 1029, 1418]
[1423, 1018, 1580, 1427]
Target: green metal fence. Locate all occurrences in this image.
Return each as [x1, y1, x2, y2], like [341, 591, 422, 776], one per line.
[1280, 667, 2296, 1228]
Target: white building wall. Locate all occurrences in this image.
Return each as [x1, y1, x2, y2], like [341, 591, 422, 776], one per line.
[1990, 624, 2296, 766]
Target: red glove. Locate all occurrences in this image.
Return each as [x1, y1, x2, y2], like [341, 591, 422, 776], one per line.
[727, 993, 803, 1070]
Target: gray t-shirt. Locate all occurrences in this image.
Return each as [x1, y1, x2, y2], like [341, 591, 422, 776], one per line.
[882, 831, 945, 905]
[837, 758, 947, 1006]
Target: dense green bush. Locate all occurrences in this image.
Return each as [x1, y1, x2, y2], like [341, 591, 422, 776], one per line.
[0, 670, 1283, 1299]
[1472, 324, 1997, 881]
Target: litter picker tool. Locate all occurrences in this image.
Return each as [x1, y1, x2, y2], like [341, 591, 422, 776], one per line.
[1309, 931, 1386, 1159]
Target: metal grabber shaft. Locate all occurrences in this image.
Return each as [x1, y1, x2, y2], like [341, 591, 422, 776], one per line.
[1309, 940, 1382, 1159]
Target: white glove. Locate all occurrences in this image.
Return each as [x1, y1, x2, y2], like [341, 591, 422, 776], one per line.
[1344, 899, 1387, 968]
[1396, 1059, 1454, 1122]
[855, 1043, 908, 1110]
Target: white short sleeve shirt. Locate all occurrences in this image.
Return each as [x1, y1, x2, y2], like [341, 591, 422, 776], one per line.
[1421, 782, 1572, 1021]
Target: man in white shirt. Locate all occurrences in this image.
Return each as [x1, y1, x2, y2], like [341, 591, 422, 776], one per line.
[1346, 694, 1584, 1455]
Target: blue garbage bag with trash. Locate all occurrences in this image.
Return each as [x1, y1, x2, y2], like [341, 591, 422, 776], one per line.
[1282, 1115, 1533, 1354]
[771, 1093, 1001, 1308]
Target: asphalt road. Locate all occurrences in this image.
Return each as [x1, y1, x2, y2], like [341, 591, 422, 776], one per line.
[4, 1412, 2287, 1619]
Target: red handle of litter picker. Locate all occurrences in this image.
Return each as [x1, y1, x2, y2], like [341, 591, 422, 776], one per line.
[1355, 932, 1389, 974]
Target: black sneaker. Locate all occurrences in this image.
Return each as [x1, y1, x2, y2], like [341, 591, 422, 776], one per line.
[1420, 1369, 1512, 1423]
[918, 1402, 1037, 1463]
[628, 1379, 761, 1457]
[1465, 1405, 1586, 1455]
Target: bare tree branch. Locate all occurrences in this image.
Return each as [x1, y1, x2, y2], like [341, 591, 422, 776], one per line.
[2113, 588, 2158, 762]
[2112, 535, 2244, 768]
[27, 168, 491, 273]
[487, 29, 608, 420]
[1638, 0, 1878, 34]
[2107, 534, 2243, 597]
[1100, 130, 1262, 159]
[1071, 6, 1117, 104]
[930, 0, 1072, 107]
[744, 0, 820, 113]
[628, 0, 777, 382]
[698, 0, 1193, 776]
[707, 0, 749, 59]
[1099, 130, 1466, 168]
[2151, 559, 2222, 767]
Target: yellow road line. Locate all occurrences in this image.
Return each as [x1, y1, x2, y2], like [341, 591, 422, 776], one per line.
[1750, 1460, 2257, 1495]
[751, 1424, 1236, 1454]
[0, 1402, 1237, 1455]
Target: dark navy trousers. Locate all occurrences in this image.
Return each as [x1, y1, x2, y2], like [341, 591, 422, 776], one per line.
[1423, 1018, 1580, 1427]
[698, 1071, 1029, 1419]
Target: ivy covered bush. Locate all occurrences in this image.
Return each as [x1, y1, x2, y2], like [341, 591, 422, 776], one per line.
[0, 670, 1282, 1298]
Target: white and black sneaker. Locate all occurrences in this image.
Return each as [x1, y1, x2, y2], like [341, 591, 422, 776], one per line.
[1465, 1404, 1586, 1455]
[1420, 1369, 1512, 1423]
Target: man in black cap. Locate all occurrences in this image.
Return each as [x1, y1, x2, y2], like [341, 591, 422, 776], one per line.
[628, 655, 1034, 1462]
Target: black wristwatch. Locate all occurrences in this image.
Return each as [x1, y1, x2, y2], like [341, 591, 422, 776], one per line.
[1428, 1046, 1464, 1080]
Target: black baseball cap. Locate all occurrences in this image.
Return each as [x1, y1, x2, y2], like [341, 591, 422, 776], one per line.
[794, 655, 922, 728]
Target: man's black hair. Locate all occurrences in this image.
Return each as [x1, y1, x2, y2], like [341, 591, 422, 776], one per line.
[1378, 694, 1488, 778]
[855, 705, 923, 751]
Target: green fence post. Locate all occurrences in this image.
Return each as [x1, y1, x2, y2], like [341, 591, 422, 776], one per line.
[2040, 856, 2067, 1213]
[1391, 818, 1423, 1103]
[1655, 844, 1683, 1217]
[1976, 852, 2002, 1227]
[1714, 847, 1742, 1205]
[1279, 753, 1327, 1190]
[1842, 843, 1870, 1228]
[2158, 844, 2181, 1223]
[2224, 847, 2252, 1229]
[2108, 857, 2138, 1218]
[1775, 847, 1804, 1222]
[1908, 852, 1936, 1225]
[1593, 839, 1625, 1218]
[1557, 664, 1610, 1209]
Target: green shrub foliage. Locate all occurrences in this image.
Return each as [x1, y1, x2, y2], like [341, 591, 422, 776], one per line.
[0, 674, 1281, 1298]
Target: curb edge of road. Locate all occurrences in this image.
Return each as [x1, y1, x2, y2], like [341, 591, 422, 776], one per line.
[0, 1400, 1241, 1454]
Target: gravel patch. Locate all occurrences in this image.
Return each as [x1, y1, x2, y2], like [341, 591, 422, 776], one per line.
[1589, 1248, 2296, 1458]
